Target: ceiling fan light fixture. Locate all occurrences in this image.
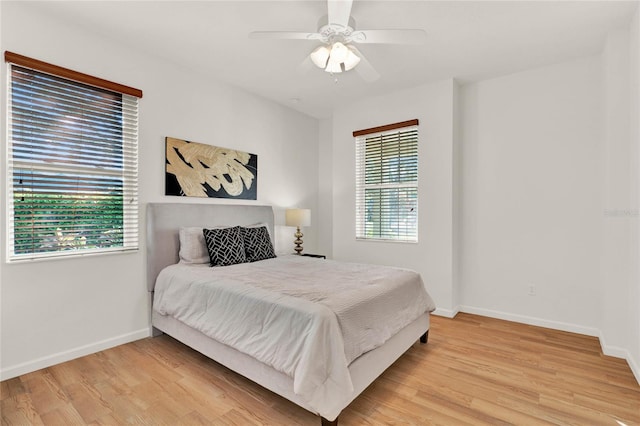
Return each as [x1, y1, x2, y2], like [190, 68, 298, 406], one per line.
[310, 45, 330, 68]
[312, 42, 360, 74]
[325, 56, 343, 74]
[343, 48, 360, 71]
[329, 41, 349, 63]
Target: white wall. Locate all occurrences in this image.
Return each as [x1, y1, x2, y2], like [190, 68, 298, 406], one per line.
[600, 7, 640, 380]
[331, 79, 457, 316]
[457, 19, 640, 381]
[631, 4, 640, 382]
[452, 81, 462, 312]
[317, 118, 334, 258]
[601, 27, 634, 359]
[0, 2, 319, 380]
[458, 56, 603, 335]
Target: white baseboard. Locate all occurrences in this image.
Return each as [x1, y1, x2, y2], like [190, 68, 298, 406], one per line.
[599, 331, 640, 384]
[0, 328, 150, 381]
[432, 306, 460, 318]
[458, 305, 600, 337]
[456, 305, 640, 385]
[599, 332, 631, 359]
[627, 351, 640, 385]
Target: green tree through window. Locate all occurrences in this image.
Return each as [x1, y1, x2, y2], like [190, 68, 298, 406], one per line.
[7, 59, 140, 260]
[355, 121, 418, 242]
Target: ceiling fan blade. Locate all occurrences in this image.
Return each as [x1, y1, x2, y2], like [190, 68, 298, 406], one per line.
[297, 56, 315, 75]
[350, 29, 427, 45]
[327, 0, 353, 29]
[249, 31, 323, 41]
[349, 46, 380, 82]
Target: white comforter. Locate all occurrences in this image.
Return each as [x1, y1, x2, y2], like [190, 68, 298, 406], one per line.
[153, 255, 435, 420]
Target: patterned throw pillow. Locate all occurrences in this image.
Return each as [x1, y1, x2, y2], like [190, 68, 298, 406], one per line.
[203, 226, 247, 267]
[241, 226, 276, 262]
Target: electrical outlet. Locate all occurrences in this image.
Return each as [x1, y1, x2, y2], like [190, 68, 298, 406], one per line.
[528, 285, 536, 296]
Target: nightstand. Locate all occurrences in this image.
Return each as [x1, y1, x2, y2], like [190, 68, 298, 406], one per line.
[301, 253, 326, 259]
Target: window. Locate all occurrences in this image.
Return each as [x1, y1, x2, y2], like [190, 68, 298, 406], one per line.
[354, 119, 418, 242]
[5, 52, 142, 261]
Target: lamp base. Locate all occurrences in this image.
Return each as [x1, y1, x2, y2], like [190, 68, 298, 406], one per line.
[294, 227, 304, 255]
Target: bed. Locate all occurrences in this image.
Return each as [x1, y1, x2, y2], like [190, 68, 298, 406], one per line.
[147, 202, 435, 425]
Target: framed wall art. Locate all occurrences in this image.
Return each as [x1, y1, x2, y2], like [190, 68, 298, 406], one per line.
[165, 137, 257, 200]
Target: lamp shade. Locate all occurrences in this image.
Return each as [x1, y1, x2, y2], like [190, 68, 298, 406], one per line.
[309, 42, 361, 74]
[310, 46, 330, 68]
[343, 48, 361, 71]
[329, 42, 349, 63]
[285, 208, 311, 227]
[324, 57, 343, 74]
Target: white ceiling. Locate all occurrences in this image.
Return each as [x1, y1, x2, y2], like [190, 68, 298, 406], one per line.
[23, 0, 639, 118]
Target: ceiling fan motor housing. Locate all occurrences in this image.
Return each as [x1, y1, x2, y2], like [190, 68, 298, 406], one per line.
[316, 15, 357, 44]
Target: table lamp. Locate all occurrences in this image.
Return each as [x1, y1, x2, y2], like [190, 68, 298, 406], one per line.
[285, 208, 311, 254]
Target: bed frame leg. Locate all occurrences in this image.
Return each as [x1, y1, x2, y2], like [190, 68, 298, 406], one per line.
[420, 330, 429, 344]
[321, 416, 338, 425]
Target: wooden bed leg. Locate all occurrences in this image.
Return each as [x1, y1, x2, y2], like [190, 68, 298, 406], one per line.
[420, 330, 429, 344]
[321, 416, 338, 426]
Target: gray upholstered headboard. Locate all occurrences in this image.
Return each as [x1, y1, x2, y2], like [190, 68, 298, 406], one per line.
[146, 203, 275, 291]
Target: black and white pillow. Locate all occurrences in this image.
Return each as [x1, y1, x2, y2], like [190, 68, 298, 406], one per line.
[203, 226, 246, 267]
[241, 226, 276, 262]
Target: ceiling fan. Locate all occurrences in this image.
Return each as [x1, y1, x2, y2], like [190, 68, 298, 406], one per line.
[249, 0, 427, 82]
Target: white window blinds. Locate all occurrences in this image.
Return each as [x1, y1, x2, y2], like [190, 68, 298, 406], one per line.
[6, 53, 141, 261]
[355, 120, 418, 242]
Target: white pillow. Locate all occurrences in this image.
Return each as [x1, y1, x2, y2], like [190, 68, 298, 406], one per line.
[178, 227, 209, 264]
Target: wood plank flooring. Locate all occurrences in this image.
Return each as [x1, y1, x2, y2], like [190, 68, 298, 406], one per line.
[2, 313, 639, 425]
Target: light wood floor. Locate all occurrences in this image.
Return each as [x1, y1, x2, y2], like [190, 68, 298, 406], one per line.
[2, 313, 639, 425]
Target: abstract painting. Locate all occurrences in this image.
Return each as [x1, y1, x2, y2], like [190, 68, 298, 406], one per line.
[165, 137, 257, 200]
